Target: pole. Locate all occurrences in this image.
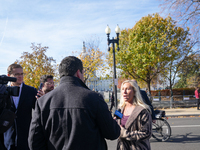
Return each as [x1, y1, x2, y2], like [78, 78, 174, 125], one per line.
[112, 40, 118, 111]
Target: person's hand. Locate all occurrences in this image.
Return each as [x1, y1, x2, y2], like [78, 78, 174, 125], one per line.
[120, 125, 125, 131]
[36, 90, 44, 99]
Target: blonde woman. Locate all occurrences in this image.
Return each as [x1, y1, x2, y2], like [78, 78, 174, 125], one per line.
[116, 80, 152, 150]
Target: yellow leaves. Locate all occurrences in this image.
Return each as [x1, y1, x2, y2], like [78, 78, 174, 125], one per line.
[16, 43, 58, 88]
[78, 41, 105, 83]
[114, 12, 192, 90]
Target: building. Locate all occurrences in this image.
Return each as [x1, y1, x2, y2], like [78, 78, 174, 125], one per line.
[86, 77, 113, 92]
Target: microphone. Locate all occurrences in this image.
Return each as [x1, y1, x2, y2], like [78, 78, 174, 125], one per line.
[114, 109, 123, 119]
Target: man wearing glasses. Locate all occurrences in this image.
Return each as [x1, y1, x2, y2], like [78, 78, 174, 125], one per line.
[4, 64, 37, 150]
[36, 75, 54, 99]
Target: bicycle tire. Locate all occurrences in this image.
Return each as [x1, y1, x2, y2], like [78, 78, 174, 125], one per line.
[152, 118, 171, 142]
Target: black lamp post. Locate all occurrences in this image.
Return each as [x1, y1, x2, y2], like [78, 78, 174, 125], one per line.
[105, 25, 120, 111]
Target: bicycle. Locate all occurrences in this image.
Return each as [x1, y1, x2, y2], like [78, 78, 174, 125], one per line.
[152, 110, 171, 142]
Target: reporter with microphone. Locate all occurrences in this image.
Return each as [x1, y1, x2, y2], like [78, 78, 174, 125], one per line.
[116, 80, 152, 150]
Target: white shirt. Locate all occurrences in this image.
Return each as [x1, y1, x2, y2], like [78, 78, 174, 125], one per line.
[10, 83, 23, 108]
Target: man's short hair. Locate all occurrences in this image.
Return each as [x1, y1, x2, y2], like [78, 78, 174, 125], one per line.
[59, 56, 83, 78]
[7, 64, 23, 75]
[40, 75, 54, 84]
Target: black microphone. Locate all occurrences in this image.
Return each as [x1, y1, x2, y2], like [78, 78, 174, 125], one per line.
[114, 109, 123, 119]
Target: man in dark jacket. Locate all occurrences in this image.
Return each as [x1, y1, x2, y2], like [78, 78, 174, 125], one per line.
[140, 90, 156, 121]
[132, 80, 156, 121]
[4, 64, 37, 150]
[28, 56, 120, 150]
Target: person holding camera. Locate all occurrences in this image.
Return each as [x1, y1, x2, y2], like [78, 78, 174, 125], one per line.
[4, 64, 37, 150]
[116, 80, 152, 150]
[36, 75, 54, 99]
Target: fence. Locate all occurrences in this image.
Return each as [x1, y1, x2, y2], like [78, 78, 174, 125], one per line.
[152, 95, 197, 109]
[100, 91, 197, 108]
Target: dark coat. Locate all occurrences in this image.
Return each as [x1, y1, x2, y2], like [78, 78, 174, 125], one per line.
[4, 83, 37, 150]
[140, 90, 156, 120]
[28, 76, 120, 150]
[117, 106, 152, 150]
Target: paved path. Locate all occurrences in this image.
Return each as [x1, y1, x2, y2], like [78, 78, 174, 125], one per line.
[163, 107, 200, 117]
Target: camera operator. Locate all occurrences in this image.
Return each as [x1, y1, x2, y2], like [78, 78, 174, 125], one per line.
[3, 64, 37, 150]
[0, 76, 18, 150]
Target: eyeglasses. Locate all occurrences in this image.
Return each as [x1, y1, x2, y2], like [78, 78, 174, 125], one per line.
[46, 82, 54, 85]
[12, 73, 25, 76]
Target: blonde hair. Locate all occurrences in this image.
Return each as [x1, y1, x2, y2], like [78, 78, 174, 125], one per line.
[119, 80, 151, 113]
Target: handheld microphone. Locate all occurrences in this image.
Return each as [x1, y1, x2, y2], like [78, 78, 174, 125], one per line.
[114, 109, 123, 119]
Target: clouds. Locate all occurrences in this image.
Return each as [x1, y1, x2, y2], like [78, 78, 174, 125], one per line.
[0, 0, 162, 75]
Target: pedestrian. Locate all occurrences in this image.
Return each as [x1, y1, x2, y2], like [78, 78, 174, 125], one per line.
[28, 56, 120, 150]
[195, 87, 200, 110]
[110, 91, 114, 111]
[4, 64, 37, 150]
[116, 80, 152, 150]
[36, 75, 54, 98]
[132, 79, 156, 122]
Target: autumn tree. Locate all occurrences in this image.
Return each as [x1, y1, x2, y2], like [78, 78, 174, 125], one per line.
[110, 13, 192, 95]
[16, 43, 58, 88]
[160, 28, 195, 97]
[160, 0, 200, 41]
[174, 54, 200, 88]
[78, 39, 105, 84]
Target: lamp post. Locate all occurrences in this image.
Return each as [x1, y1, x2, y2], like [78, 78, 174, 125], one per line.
[105, 25, 120, 111]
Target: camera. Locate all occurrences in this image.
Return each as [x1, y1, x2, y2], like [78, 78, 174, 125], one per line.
[0, 75, 19, 134]
[0, 75, 19, 97]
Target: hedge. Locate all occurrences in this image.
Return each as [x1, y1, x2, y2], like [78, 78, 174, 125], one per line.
[151, 88, 195, 96]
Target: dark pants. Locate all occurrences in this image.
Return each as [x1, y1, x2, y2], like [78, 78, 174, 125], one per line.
[197, 99, 200, 110]
[110, 102, 114, 111]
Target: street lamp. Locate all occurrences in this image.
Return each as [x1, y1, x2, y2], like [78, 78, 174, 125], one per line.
[105, 25, 120, 111]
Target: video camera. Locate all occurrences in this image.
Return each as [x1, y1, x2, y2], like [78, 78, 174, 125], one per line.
[0, 75, 19, 97]
[0, 75, 19, 133]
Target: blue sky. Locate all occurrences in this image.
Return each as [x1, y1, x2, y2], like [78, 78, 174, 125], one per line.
[0, 0, 163, 75]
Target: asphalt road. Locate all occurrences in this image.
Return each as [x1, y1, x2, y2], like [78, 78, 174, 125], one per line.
[106, 117, 200, 150]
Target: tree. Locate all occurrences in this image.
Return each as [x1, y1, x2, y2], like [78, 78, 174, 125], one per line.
[174, 54, 200, 88]
[16, 43, 58, 88]
[111, 13, 192, 95]
[160, 0, 200, 41]
[78, 39, 105, 84]
[160, 27, 195, 96]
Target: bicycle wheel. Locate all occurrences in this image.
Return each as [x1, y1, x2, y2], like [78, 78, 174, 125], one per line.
[152, 118, 171, 142]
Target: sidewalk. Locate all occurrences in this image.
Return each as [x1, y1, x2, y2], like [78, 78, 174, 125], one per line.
[107, 102, 200, 117]
[159, 107, 200, 117]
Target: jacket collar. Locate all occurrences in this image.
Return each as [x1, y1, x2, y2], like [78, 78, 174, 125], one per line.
[60, 76, 90, 90]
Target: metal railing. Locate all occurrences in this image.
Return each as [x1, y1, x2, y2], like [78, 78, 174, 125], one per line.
[152, 95, 197, 108]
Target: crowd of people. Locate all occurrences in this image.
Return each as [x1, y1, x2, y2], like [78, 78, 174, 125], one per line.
[0, 56, 157, 150]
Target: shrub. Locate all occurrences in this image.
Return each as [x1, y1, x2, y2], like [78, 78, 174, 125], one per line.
[151, 88, 195, 96]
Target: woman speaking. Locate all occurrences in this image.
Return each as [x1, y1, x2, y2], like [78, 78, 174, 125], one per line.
[116, 80, 152, 150]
